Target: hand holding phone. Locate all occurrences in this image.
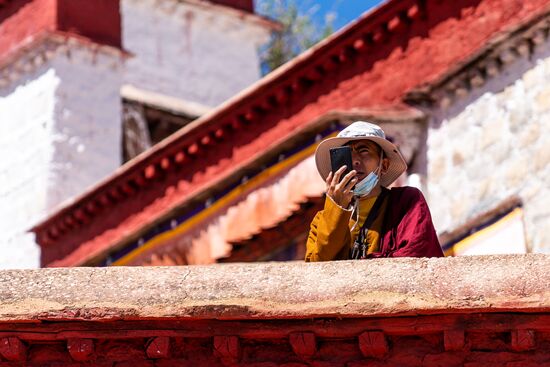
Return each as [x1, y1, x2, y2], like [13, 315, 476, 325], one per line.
[327, 146, 357, 208]
[330, 146, 353, 180]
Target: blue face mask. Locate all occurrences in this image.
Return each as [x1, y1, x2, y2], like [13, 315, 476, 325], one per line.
[353, 170, 379, 197]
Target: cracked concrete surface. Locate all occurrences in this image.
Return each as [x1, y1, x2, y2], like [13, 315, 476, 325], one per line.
[1, 254, 550, 322]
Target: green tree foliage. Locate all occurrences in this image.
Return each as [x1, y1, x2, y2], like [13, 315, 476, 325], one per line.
[257, 0, 336, 73]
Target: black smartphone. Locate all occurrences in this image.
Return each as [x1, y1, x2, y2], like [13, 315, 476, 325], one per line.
[329, 146, 353, 181]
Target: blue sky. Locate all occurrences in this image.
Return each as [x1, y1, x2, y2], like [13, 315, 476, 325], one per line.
[254, 0, 386, 73]
[311, 0, 386, 30]
[255, 0, 386, 30]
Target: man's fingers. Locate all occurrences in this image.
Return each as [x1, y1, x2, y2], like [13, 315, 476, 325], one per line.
[325, 172, 336, 196]
[326, 172, 333, 185]
[341, 178, 358, 195]
[343, 177, 358, 193]
[342, 170, 357, 182]
[336, 165, 348, 174]
[327, 168, 356, 208]
[335, 170, 357, 191]
[332, 166, 348, 185]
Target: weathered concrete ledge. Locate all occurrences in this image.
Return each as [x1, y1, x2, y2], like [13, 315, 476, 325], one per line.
[1, 254, 550, 322]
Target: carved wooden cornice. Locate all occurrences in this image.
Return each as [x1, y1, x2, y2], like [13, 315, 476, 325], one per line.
[0, 33, 126, 89]
[405, 7, 550, 108]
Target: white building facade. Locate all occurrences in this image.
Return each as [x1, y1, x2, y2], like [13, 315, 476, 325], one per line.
[0, 38, 124, 269]
[122, 0, 273, 108]
[423, 27, 550, 254]
[0, 0, 273, 268]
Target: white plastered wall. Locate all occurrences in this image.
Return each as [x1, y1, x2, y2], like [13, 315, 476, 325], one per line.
[122, 0, 271, 107]
[0, 45, 123, 268]
[47, 48, 123, 208]
[427, 43, 550, 253]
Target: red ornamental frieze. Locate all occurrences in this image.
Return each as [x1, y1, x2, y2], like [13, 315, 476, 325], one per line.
[0, 320, 548, 366]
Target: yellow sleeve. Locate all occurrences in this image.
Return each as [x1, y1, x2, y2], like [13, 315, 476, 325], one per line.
[305, 196, 352, 262]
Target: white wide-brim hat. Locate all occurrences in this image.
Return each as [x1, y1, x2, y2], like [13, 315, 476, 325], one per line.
[315, 121, 408, 187]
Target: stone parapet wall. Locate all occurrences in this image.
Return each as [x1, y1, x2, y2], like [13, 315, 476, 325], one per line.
[1, 255, 550, 365]
[1, 254, 549, 321]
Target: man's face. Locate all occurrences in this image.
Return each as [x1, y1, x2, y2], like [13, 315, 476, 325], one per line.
[349, 140, 385, 181]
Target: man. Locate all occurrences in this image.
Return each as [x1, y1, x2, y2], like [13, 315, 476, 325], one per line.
[305, 121, 443, 261]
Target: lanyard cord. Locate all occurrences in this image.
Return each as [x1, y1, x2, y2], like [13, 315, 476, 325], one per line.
[350, 187, 388, 260]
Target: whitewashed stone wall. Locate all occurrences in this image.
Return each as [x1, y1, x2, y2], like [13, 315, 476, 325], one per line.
[122, 0, 271, 107]
[0, 46, 123, 268]
[47, 49, 123, 208]
[0, 67, 57, 269]
[427, 48, 550, 253]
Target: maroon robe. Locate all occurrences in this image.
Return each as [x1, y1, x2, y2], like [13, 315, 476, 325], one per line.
[369, 186, 444, 258]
